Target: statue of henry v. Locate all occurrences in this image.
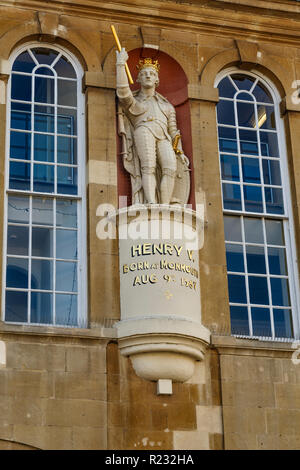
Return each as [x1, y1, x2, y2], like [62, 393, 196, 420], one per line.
[116, 48, 190, 205]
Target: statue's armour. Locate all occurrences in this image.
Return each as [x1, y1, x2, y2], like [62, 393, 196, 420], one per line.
[118, 90, 179, 142]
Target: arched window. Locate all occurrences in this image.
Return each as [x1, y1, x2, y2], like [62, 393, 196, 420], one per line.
[216, 71, 299, 339]
[3, 45, 86, 327]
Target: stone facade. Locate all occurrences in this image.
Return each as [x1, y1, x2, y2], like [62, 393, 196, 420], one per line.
[0, 0, 299, 450]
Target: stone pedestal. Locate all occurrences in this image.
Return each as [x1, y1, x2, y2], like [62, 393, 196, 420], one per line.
[115, 204, 210, 383]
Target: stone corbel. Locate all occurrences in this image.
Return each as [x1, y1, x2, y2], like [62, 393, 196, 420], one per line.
[37, 11, 60, 38]
[140, 26, 161, 50]
[235, 39, 259, 70]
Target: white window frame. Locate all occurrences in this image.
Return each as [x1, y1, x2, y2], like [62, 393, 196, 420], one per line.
[2, 42, 87, 328]
[215, 67, 300, 340]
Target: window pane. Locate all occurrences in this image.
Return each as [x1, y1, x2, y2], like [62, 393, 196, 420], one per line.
[262, 160, 281, 186]
[56, 261, 77, 292]
[231, 74, 255, 91]
[33, 164, 54, 193]
[265, 220, 284, 246]
[242, 157, 260, 183]
[252, 82, 273, 104]
[246, 245, 266, 274]
[237, 102, 255, 127]
[11, 102, 31, 131]
[8, 196, 29, 224]
[268, 247, 287, 275]
[34, 77, 54, 104]
[56, 229, 77, 259]
[220, 155, 239, 181]
[5, 291, 28, 322]
[32, 197, 53, 226]
[265, 187, 284, 215]
[259, 106, 276, 130]
[228, 274, 247, 303]
[248, 276, 269, 305]
[31, 292, 52, 324]
[57, 136, 77, 164]
[11, 74, 32, 101]
[56, 200, 77, 228]
[34, 105, 55, 133]
[223, 183, 242, 210]
[57, 80, 77, 107]
[230, 306, 249, 335]
[218, 126, 238, 153]
[251, 307, 272, 336]
[271, 278, 290, 307]
[56, 294, 77, 326]
[239, 129, 258, 155]
[224, 216, 242, 242]
[31, 259, 53, 290]
[236, 92, 253, 101]
[34, 134, 54, 162]
[218, 77, 236, 98]
[260, 131, 279, 157]
[12, 51, 35, 73]
[57, 166, 78, 195]
[35, 66, 54, 77]
[244, 218, 264, 244]
[217, 100, 235, 125]
[32, 48, 58, 65]
[9, 161, 30, 190]
[226, 243, 244, 272]
[6, 257, 28, 288]
[54, 56, 76, 78]
[274, 309, 293, 338]
[32, 227, 53, 257]
[57, 108, 77, 135]
[10, 131, 31, 160]
[7, 225, 29, 256]
[243, 185, 263, 213]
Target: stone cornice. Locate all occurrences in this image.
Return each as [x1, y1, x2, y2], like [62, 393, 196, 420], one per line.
[211, 334, 298, 358]
[1, 0, 300, 46]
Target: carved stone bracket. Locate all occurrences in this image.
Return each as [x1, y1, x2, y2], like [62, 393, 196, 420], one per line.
[140, 26, 161, 50]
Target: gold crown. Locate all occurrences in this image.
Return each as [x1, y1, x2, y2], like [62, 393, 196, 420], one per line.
[136, 58, 160, 73]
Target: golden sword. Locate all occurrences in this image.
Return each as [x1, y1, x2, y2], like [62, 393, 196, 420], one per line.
[110, 25, 134, 85]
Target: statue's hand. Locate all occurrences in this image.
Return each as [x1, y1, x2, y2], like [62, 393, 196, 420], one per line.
[116, 48, 129, 65]
[180, 153, 190, 167]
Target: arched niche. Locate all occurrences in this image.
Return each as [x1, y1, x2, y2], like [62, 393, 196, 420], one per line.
[117, 47, 195, 207]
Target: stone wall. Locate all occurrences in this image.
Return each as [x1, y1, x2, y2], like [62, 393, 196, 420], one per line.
[0, 0, 299, 450]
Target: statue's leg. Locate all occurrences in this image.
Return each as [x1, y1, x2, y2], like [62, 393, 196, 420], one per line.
[157, 140, 177, 204]
[133, 127, 157, 203]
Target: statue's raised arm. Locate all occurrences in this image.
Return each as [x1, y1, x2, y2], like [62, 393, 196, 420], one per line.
[116, 48, 190, 205]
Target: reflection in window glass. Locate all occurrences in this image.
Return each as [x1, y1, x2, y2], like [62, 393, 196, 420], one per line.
[230, 306, 249, 336]
[222, 183, 242, 211]
[226, 243, 244, 272]
[221, 155, 239, 181]
[251, 307, 272, 337]
[224, 216, 242, 242]
[246, 245, 266, 274]
[217, 72, 296, 339]
[217, 100, 235, 125]
[228, 275, 247, 303]
[5, 46, 84, 328]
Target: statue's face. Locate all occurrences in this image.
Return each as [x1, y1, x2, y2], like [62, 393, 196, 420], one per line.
[137, 67, 159, 88]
